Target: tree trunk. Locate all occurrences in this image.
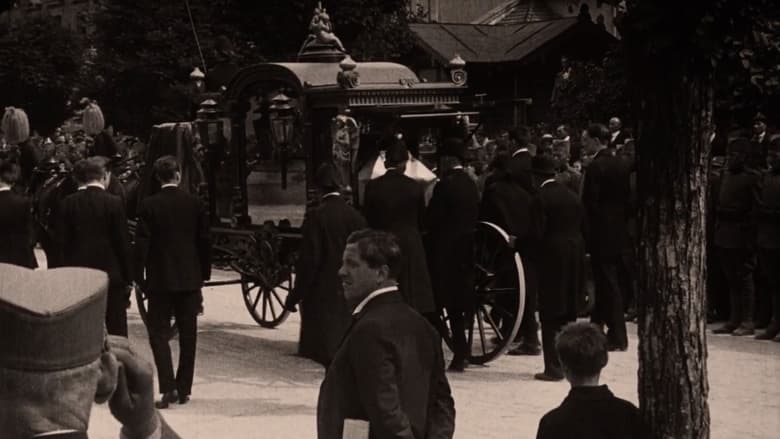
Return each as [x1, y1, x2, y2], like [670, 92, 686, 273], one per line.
[635, 69, 712, 438]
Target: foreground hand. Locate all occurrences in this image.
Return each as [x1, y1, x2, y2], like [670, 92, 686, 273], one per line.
[107, 336, 159, 438]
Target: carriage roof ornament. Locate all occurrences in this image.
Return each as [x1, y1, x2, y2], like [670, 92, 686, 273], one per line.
[298, 1, 348, 62]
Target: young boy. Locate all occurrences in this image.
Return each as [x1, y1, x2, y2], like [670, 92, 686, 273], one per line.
[536, 322, 643, 439]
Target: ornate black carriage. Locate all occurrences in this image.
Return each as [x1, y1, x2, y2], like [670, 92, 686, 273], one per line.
[129, 14, 527, 364]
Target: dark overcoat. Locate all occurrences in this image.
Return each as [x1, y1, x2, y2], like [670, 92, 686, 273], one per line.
[425, 168, 480, 310]
[479, 176, 533, 255]
[536, 385, 642, 439]
[134, 186, 211, 291]
[363, 170, 435, 314]
[0, 190, 37, 268]
[507, 149, 533, 193]
[582, 148, 631, 258]
[756, 168, 780, 249]
[531, 181, 585, 318]
[56, 186, 131, 286]
[317, 291, 455, 439]
[292, 194, 366, 365]
[714, 166, 761, 249]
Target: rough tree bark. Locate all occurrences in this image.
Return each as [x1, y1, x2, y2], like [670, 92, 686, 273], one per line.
[632, 46, 712, 439]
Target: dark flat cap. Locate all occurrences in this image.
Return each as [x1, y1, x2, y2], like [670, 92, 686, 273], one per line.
[0, 264, 108, 371]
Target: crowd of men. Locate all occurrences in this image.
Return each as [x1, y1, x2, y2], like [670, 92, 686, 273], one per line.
[1, 107, 776, 437]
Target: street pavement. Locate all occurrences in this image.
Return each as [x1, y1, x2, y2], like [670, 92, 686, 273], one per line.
[86, 271, 780, 439]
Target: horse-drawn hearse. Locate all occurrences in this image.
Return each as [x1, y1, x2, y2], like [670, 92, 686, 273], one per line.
[28, 7, 528, 364]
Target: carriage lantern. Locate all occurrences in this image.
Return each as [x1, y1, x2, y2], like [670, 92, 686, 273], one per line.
[269, 92, 296, 189]
[190, 67, 206, 94]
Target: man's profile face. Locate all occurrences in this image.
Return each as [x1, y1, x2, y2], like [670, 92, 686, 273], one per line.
[339, 244, 378, 305]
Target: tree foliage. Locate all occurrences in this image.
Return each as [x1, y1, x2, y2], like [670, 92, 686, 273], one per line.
[0, 15, 85, 135]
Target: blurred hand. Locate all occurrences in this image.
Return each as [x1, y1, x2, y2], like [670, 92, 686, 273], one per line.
[507, 235, 517, 249]
[108, 337, 159, 439]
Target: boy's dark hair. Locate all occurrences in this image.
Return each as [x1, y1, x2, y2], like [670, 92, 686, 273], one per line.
[346, 229, 402, 279]
[555, 322, 608, 378]
[0, 160, 20, 185]
[586, 123, 611, 144]
[153, 155, 180, 184]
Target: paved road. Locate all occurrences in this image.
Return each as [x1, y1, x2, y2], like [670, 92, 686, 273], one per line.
[87, 274, 780, 439]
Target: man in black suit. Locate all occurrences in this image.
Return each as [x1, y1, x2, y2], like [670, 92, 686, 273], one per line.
[607, 117, 631, 149]
[713, 138, 761, 336]
[507, 126, 534, 193]
[56, 157, 131, 336]
[286, 162, 366, 366]
[480, 155, 540, 355]
[536, 322, 642, 439]
[134, 155, 211, 408]
[363, 137, 436, 316]
[426, 138, 480, 372]
[750, 112, 771, 171]
[317, 229, 455, 439]
[754, 137, 780, 341]
[0, 160, 37, 268]
[582, 123, 630, 351]
[529, 155, 586, 381]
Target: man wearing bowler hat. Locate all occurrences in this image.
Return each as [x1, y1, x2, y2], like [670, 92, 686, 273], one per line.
[0, 263, 180, 438]
[286, 162, 366, 366]
[426, 137, 480, 371]
[363, 136, 436, 317]
[529, 155, 586, 381]
[713, 138, 762, 336]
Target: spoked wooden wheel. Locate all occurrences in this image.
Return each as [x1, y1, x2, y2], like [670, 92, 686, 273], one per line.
[237, 238, 292, 328]
[441, 221, 525, 365]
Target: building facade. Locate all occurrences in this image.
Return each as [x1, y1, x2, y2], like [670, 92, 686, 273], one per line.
[1, 0, 95, 33]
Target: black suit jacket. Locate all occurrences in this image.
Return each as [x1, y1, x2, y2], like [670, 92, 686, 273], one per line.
[0, 190, 37, 268]
[537, 385, 642, 439]
[480, 176, 533, 256]
[608, 129, 631, 149]
[363, 170, 435, 313]
[56, 186, 131, 285]
[756, 169, 780, 249]
[135, 186, 211, 291]
[714, 166, 761, 249]
[531, 181, 585, 317]
[582, 148, 631, 257]
[426, 168, 480, 309]
[317, 291, 455, 439]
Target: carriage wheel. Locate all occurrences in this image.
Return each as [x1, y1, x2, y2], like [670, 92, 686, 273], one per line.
[440, 221, 525, 365]
[134, 283, 178, 338]
[240, 271, 292, 328]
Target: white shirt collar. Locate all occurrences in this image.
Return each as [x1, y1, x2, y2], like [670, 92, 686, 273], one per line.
[322, 191, 341, 199]
[0, 186, 11, 192]
[541, 178, 557, 188]
[452, 165, 464, 170]
[86, 182, 105, 190]
[161, 183, 178, 189]
[611, 130, 620, 141]
[562, 136, 570, 142]
[352, 286, 398, 315]
[512, 148, 528, 157]
[758, 132, 766, 141]
[34, 431, 80, 437]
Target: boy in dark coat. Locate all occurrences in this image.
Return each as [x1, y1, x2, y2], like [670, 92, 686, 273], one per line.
[537, 322, 642, 439]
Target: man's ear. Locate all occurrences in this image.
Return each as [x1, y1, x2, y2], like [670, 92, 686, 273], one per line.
[94, 351, 119, 404]
[376, 264, 390, 285]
